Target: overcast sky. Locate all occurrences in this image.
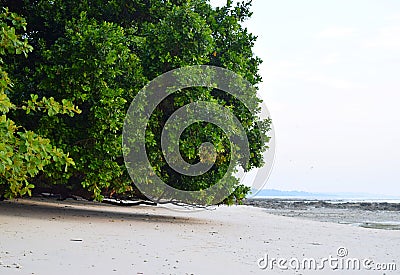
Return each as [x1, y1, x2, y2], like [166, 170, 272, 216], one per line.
[210, 0, 400, 195]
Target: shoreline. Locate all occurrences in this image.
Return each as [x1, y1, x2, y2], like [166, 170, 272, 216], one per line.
[244, 198, 400, 230]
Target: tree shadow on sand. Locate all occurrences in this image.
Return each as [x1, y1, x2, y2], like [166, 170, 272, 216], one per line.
[0, 198, 210, 225]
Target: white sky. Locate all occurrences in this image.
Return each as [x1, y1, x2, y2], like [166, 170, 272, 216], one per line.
[210, 0, 400, 195]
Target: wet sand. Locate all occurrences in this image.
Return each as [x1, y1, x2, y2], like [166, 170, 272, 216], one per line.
[245, 198, 400, 230]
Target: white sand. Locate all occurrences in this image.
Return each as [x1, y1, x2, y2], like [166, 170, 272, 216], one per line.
[0, 198, 399, 274]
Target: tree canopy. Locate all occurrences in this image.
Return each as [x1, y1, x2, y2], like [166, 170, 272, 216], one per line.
[0, 0, 271, 205]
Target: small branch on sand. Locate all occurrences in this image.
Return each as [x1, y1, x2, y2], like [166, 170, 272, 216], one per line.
[101, 198, 157, 207]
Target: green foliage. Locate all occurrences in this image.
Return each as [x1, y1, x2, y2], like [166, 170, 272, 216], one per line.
[0, 8, 32, 57]
[32, 13, 146, 200]
[0, 8, 77, 199]
[23, 94, 81, 117]
[0, 1, 271, 205]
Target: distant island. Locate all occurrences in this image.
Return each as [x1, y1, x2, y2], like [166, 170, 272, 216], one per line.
[249, 189, 400, 200]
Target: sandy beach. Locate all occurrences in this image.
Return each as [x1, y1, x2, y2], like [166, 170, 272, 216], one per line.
[0, 198, 399, 275]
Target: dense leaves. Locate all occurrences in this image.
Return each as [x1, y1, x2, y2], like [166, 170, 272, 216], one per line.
[0, 8, 78, 199]
[0, 0, 271, 204]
